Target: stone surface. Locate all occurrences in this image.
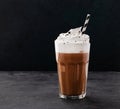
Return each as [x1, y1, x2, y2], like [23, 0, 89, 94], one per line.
[0, 71, 119, 109]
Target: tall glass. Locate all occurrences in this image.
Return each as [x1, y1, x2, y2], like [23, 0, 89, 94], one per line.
[55, 35, 90, 99]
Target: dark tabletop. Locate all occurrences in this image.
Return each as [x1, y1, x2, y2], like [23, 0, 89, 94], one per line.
[0, 71, 119, 109]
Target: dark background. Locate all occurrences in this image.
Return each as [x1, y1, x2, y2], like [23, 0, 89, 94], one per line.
[0, 0, 120, 71]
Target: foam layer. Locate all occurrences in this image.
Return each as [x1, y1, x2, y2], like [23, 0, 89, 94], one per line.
[55, 27, 90, 53]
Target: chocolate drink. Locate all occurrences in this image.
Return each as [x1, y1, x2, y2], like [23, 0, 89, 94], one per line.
[55, 27, 90, 99]
[57, 53, 89, 96]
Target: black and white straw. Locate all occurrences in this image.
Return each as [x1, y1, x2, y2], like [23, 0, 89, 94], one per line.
[81, 14, 91, 34]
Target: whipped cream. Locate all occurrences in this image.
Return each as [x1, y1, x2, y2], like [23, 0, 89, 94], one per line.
[55, 27, 90, 53]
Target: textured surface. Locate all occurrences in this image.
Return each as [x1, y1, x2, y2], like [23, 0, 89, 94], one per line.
[0, 71, 119, 109]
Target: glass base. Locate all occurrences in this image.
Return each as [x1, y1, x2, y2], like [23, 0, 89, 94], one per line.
[59, 93, 86, 99]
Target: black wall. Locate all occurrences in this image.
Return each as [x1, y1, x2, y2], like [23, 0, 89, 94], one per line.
[0, 0, 120, 71]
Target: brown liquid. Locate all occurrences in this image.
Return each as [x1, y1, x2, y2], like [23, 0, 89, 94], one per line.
[56, 53, 89, 96]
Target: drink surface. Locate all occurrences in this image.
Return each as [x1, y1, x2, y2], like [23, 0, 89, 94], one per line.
[57, 53, 89, 95]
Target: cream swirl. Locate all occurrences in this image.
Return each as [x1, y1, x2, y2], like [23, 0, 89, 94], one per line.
[55, 27, 89, 44]
[55, 27, 90, 53]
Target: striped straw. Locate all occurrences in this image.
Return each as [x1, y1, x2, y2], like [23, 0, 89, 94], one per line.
[81, 14, 91, 34]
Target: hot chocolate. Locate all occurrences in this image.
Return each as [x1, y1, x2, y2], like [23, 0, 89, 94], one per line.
[57, 53, 89, 96]
[55, 27, 90, 99]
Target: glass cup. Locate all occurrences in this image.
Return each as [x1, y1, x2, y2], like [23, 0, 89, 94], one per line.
[55, 35, 90, 99]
